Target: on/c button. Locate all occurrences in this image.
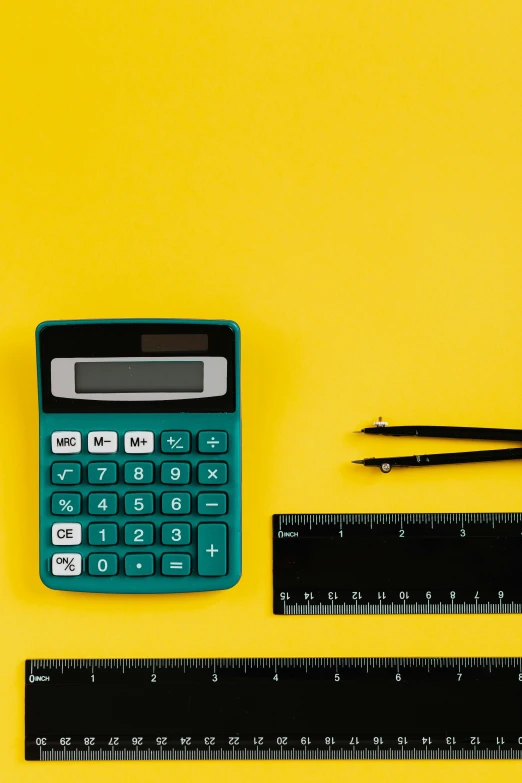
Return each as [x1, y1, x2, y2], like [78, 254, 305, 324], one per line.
[197, 523, 227, 576]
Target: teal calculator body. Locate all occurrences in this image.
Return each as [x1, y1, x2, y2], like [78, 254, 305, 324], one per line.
[36, 319, 241, 593]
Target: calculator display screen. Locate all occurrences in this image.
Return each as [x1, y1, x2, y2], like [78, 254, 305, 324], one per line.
[75, 361, 204, 393]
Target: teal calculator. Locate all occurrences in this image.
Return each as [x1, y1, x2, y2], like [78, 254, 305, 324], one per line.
[36, 319, 241, 593]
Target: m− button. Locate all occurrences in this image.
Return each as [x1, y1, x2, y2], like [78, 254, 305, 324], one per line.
[51, 431, 81, 454]
[88, 431, 118, 454]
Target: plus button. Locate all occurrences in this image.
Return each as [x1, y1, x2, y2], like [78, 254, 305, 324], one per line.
[206, 545, 219, 558]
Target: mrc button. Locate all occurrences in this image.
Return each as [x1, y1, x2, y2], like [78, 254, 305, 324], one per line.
[51, 431, 81, 453]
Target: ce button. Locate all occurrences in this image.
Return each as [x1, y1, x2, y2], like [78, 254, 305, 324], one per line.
[52, 522, 82, 545]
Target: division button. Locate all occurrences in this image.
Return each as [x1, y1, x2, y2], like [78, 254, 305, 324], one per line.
[198, 431, 228, 453]
[124, 431, 154, 454]
[197, 523, 227, 576]
[51, 431, 81, 454]
[51, 553, 82, 576]
[88, 431, 118, 453]
[52, 522, 82, 546]
[162, 553, 191, 576]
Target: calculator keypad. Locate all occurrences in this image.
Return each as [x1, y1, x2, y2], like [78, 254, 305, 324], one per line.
[46, 429, 231, 582]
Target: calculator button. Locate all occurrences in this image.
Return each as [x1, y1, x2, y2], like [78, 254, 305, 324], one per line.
[51, 431, 81, 454]
[160, 462, 191, 484]
[161, 431, 191, 453]
[161, 493, 191, 515]
[88, 553, 118, 576]
[198, 431, 228, 453]
[124, 431, 154, 454]
[88, 523, 118, 546]
[51, 553, 82, 576]
[124, 462, 154, 484]
[88, 431, 118, 454]
[124, 493, 155, 515]
[161, 523, 191, 545]
[125, 522, 154, 545]
[88, 462, 118, 484]
[125, 554, 155, 576]
[197, 493, 227, 515]
[197, 462, 228, 485]
[51, 462, 81, 485]
[88, 492, 118, 515]
[52, 522, 82, 545]
[197, 523, 227, 576]
[51, 493, 81, 515]
[162, 553, 191, 576]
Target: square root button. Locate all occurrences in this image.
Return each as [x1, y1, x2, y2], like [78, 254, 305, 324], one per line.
[197, 523, 227, 576]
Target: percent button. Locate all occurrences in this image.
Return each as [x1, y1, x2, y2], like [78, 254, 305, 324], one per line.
[51, 493, 81, 515]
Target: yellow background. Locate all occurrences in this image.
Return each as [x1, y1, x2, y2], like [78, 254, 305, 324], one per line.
[2, 1, 522, 781]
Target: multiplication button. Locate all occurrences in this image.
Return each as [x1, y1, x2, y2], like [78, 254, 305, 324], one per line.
[198, 462, 228, 484]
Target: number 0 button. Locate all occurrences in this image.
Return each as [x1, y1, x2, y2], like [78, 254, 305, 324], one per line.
[88, 554, 118, 576]
[161, 493, 191, 515]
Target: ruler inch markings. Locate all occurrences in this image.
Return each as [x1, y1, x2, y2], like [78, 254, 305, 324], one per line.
[273, 513, 522, 615]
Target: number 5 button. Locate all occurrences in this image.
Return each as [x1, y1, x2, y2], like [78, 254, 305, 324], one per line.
[161, 493, 191, 515]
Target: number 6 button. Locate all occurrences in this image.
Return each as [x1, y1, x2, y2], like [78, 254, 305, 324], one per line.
[161, 493, 191, 515]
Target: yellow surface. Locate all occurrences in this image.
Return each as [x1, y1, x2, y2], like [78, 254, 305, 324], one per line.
[2, 1, 522, 780]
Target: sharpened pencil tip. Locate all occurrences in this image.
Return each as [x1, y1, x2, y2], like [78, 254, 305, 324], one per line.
[352, 459, 365, 464]
[353, 430, 364, 434]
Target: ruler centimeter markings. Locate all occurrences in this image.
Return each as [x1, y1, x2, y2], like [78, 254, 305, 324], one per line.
[273, 514, 522, 615]
[26, 658, 522, 760]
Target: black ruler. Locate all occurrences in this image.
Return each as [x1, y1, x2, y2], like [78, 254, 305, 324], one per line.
[26, 658, 522, 760]
[273, 513, 522, 614]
